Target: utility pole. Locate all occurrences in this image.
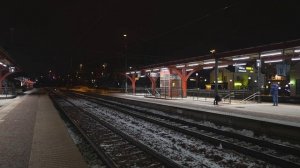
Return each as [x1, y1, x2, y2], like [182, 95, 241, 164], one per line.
[257, 53, 261, 103]
[211, 49, 218, 97]
[123, 34, 128, 93]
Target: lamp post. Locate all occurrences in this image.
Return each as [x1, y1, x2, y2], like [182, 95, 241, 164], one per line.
[211, 49, 218, 97]
[123, 34, 128, 93]
[256, 54, 261, 103]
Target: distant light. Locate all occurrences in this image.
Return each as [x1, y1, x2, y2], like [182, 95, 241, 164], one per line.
[254, 80, 257, 83]
[130, 71, 135, 74]
[264, 59, 283, 63]
[152, 68, 160, 71]
[248, 76, 251, 79]
[294, 49, 300, 53]
[140, 75, 145, 78]
[291, 57, 300, 61]
[203, 66, 213, 69]
[229, 79, 232, 82]
[145, 69, 151, 72]
[9, 67, 15, 73]
[123, 34, 127, 37]
[218, 65, 228, 68]
[135, 71, 141, 74]
[232, 56, 249, 61]
[0, 61, 7, 67]
[176, 65, 185, 68]
[261, 51, 282, 57]
[186, 68, 193, 71]
[195, 73, 198, 76]
[188, 63, 199, 67]
[210, 49, 216, 53]
[126, 72, 130, 74]
[203, 61, 215, 65]
[233, 63, 247, 66]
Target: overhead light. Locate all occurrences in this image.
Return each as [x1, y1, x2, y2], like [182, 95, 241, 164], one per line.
[161, 67, 168, 70]
[203, 61, 215, 64]
[145, 69, 151, 72]
[130, 71, 135, 74]
[264, 59, 283, 63]
[294, 49, 300, 53]
[186, 69, 193, 71]
[152, 68, 160, 71]
[232, 56, 250, 61]
[219, 65, 228, 68]
[135, 71, 140, 73]
[203, 66, 213, 69]
[140, 75, 145, 78]
[261, 51, 282, 57]
[188, 63, 199, 67]
[0, 61, 7, 67]
[176, 65, 185, 68]
[233, 63, 246, 66]
[126, 72, 130, 74]
[291, 57, 300, 61]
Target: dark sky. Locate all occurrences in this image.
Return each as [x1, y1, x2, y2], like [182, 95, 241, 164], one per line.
[1, 0, 300, 77]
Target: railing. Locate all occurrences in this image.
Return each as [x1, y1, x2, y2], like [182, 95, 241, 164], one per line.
[144, 88, 183, 99]
[188, 89, 253, 104]
[240, 92, 260, 103]
[0, 87, 17, 98]
[222, 91, 235, 104]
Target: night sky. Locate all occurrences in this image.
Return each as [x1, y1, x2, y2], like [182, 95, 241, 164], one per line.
[1, 0, 300, 77]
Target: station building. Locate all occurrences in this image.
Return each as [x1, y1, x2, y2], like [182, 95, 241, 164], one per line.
[125, 39, 300, 99]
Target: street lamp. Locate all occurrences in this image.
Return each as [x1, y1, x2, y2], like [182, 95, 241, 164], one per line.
[210, 49, 218, 98]
[123, 34, 128, 93]
[256, 55, 261, 103]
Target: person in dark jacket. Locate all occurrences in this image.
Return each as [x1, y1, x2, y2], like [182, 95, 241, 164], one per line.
[214, 94, 221, 105]
[270, 83, 279, 106]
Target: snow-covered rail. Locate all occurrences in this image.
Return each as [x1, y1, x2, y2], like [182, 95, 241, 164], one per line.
[69, 91, 300, 168]
[50, 92, 182, 168]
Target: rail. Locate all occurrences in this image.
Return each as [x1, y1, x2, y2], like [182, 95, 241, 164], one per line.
[240, 92, 260, 103]
[144, 88, 183, 99]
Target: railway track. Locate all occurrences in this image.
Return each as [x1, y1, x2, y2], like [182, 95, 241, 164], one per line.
[68, 91, 300, 168]
[50, 92, 182, 168]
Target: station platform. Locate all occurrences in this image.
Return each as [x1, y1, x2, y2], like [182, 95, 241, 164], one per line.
[0, 89, 87, 168]
[112, 93, 300, 128]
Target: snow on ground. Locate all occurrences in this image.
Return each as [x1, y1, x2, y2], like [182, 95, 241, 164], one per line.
[69, 98, 275, 168]
[62, 110, 106, 168]
[120, 102, 300, 149]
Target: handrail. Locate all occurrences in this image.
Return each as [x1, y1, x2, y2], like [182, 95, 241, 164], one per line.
[240, 92, 260, 103]
[222, 91, 234, 104]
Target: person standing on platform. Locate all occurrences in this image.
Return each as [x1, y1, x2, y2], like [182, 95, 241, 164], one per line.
[214, 94, 221, 105]
[270, 82, 279, 106]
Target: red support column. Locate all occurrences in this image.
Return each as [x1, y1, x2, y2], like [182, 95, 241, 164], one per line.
[147, 75, 158, 95]
[126, 74, 137, 95]
[172, 67, 201, 98]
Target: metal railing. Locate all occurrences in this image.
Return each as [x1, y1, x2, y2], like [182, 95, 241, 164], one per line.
[0, 87, 17, 98]
[240, 91, 260, 103]
[188, 89, 254, 104]
[144, 88, 183, 99]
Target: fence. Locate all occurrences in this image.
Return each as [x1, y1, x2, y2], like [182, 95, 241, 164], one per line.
[0, 87, 17, 98]
[187, 89, 256, 104]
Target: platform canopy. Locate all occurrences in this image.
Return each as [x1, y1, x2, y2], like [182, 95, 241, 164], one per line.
[0, 47, 21, 83]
